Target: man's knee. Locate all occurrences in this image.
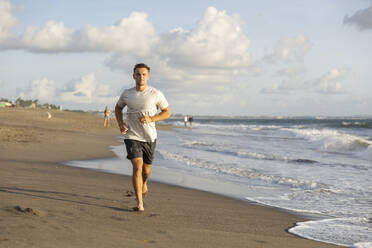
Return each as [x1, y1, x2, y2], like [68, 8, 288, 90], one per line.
[131, 157, 143, 165]
[131, 158, 143, 174]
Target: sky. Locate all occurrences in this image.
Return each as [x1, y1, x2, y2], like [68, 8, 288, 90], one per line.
[0, 0, 371, 116]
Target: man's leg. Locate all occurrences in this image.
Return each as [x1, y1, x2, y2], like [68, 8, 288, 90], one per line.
[142, 163, 151, 195]
[131, 157, 144, 211]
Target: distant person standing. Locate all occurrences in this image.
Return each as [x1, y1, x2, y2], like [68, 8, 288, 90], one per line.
[189, 115, 193, 128]
[184, 115, 188, 127]
[115, 63, 171, 212]
[103, 106, 111, 128]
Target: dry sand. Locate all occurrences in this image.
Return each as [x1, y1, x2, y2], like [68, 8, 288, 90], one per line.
[0, 108, 341, 248]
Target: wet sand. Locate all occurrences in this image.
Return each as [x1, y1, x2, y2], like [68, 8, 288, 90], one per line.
[0, 108, 341, 248]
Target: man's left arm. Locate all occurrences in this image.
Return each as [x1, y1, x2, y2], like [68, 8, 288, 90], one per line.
[141, 106, 171, 124]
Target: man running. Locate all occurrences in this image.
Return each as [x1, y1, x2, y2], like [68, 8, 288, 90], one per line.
[115, 63, 171, 212]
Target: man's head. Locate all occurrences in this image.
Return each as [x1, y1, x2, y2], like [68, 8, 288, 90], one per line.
[133, 63, 150, 73]
[133, 63, 150, 90]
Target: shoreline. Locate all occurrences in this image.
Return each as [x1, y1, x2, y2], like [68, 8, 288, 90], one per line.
[63, 148, 342, 246]
[0, 108, 341, 247]
[64, 148, 332, 221]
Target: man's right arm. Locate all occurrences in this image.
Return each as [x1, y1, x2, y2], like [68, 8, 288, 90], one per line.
[115, 103, 128, 134]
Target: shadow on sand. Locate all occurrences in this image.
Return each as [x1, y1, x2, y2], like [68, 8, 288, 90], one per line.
[0, 186, 133, 213]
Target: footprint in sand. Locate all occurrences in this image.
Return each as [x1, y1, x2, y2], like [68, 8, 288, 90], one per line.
[6, 206, 43, 216]
[125, 190, 134, 197]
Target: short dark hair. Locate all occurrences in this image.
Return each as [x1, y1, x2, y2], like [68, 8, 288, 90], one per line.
[133, 63, 150, 73]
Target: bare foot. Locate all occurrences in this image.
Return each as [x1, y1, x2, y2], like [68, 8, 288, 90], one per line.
[133, 206, 144, 212]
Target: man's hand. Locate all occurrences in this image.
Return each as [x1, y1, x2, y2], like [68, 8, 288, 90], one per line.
[119, 122, 129, 134]
[140, 115, 153, 124]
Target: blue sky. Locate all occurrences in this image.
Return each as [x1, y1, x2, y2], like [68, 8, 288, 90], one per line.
[1, 0, 371, 116]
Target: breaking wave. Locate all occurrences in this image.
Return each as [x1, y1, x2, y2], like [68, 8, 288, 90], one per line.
[283, 128, 372, 159]
[181, 138, 318, 164]
[158, 150, 322, 190]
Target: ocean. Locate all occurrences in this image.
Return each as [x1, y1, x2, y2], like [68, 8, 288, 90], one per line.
[66, 116, 372, 248]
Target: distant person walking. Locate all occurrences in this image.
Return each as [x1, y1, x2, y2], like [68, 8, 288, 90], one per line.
[184, 115, 188, 127]
[103, 106, 111, 127]
[189, 115, 193, 128]
[115, 63, 171, 212]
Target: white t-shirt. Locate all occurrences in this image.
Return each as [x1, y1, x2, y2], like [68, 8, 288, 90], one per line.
[117, 86, 169, 142]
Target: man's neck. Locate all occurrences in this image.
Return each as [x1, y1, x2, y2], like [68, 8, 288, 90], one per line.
[136, 84, 148, 92]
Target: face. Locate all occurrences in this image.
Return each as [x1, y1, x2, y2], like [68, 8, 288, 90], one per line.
[133, 67, 149, 88]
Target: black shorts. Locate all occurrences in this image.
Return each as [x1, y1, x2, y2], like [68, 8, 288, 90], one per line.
[124, 139, 156, 164]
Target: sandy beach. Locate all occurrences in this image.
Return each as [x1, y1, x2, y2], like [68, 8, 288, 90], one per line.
[0, 108, 341, 248]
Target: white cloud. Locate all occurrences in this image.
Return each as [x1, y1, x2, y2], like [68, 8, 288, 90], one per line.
[20, 21, 75, 52]
[263, 34, 312, 64]
[306, 68, 348, 94]
[3, 3, 255, 106]
[76, 12, 156, 56]
[261, 67, 348, 94]
[18, 78, 56, 103]
[260, 81, 296, 94]
[2, 6, 156, 55]
[0, 0, 15, 41]
[17, 73, 118, 108]
[107, 6, 252, 98]
[59, 73, 117, 104]
[158, 7, 250, 69]
[107, 53, 236, 86]
[2, 3, 254, 95]
[275, 66, 307, 80]
[344, 5, 372, 30]
[261, 66, 307, 94]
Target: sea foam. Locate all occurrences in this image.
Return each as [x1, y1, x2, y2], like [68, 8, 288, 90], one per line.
[283, 128, 372, 158]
